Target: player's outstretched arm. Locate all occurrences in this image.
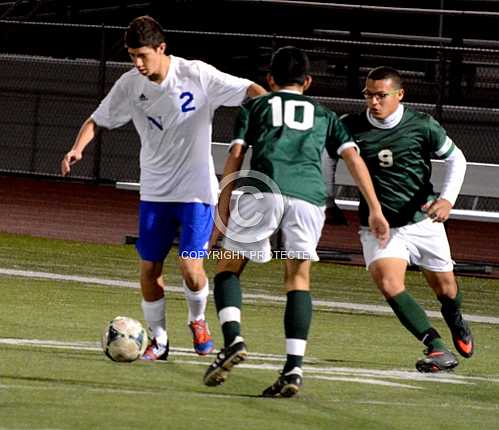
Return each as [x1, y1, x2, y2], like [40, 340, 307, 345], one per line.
[342, 147, 390, 247]
[61, 117, 97, 176]
[246, 83, 267, 98]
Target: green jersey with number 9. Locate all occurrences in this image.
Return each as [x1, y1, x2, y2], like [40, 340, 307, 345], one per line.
[341, 107, 456, 227]
[233, 91, 354, 206]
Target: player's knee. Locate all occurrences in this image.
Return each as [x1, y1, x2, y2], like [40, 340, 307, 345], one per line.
[216, 253, 247, 276]
[183, 273, 207, 291]
[140, 261, 162, 281]
[179, 264, 206, 290]
[371, 273, 404, 297]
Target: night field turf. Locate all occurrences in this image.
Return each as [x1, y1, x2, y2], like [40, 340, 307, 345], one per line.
[1, 233, 498, 430]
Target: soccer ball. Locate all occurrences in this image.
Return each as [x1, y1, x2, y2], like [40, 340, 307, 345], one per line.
[101, 316, 148, 362]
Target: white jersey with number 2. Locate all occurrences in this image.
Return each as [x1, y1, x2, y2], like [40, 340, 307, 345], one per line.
[91, 55, 252, 204]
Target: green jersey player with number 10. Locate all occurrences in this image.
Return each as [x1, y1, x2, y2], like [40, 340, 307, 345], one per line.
[340, 66, 474, 373]
[203, 46, 389, 397]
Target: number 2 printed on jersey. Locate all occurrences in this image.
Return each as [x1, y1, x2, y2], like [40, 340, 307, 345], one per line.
[180, 91, 196, 112]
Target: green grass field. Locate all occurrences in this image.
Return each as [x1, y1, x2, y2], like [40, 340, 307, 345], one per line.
[1, 232, 499, 429]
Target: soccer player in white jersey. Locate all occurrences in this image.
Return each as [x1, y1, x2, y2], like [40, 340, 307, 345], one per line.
[61, 16, 266, 360]
[339, 66, 474, 372]
[202, 47, 389, 396]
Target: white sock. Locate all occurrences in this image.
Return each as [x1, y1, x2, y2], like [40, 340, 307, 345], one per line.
[141, 297, 168, 346]
[183, 279, 209, 323]
[286, 338, 307, 356]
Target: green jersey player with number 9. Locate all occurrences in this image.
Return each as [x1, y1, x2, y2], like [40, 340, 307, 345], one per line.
[341, 66, 474, 373]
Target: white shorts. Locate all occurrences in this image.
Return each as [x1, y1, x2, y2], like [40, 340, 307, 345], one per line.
[222, 192, 325, 263]
[359, 217, 454, 272]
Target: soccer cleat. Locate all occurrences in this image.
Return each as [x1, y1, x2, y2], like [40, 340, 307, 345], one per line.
[141, 337, 169, 361]
[415, 346, 458, 373]
[261, 367, 304, 398]
[189, 319, 215, 356]
[203, 337, 248, 386]
[448, 316, 474, 358]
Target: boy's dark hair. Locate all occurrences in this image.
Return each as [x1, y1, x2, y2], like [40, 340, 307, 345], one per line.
[124, 16, 165, 49]
[367, 66, 403, 88]
[270, 46, 310, 86]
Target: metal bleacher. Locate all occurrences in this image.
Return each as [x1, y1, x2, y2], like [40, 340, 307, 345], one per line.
[116, 141, 499, 224]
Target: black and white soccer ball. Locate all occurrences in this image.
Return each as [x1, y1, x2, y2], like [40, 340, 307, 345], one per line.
[101, 316, 148, 362]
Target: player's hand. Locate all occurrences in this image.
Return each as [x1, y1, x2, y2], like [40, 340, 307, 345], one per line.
[422, 199, 452, 223]
[368, 210, 390, 248]
[61, 150, 82, 176]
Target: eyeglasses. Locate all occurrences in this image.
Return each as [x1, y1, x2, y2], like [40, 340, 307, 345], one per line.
[362, 89, 400, 101]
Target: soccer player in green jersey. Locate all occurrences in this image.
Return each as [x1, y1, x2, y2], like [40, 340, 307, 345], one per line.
[203, 46, 389, 397]
[340, 66, 474, 372]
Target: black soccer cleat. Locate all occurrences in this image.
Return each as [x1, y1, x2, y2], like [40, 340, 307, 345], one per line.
[415, 347, 459, 373]
[261, 367, 303, 398]
[448, 315, 474, 358]
[203, 337, 248, 387]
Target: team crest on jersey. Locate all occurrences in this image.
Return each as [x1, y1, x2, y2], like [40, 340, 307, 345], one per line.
[139, 93, 148, 101]
[147, 116, 163, 131]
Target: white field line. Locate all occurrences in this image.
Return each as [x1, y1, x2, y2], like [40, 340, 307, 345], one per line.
[5, 337, 498, 388]
[0, 338, 289, 362]
[177, 359, 422, 389]
[299, 366, 498, 384]
[1, 338, 420, 390]
[1, 268, 498, 324]
[309, 375, 422, 389]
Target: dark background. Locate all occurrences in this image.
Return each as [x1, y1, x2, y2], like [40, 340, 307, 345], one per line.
[1, 1, 498, 271]
[3, 1, 499, 36]
[1, 1, 498, 207]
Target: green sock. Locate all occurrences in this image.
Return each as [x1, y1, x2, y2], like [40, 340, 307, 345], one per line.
[429, 337, 447, 351]
[214, 271, 242, 348]
[438, 288, 463, 329]
[387, 291, 442, 345]
[283, 290, 312, 373]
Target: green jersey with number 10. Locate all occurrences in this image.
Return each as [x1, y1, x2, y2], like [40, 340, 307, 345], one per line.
[233, 91, 354, 206]
[341, 107, 456, 227]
